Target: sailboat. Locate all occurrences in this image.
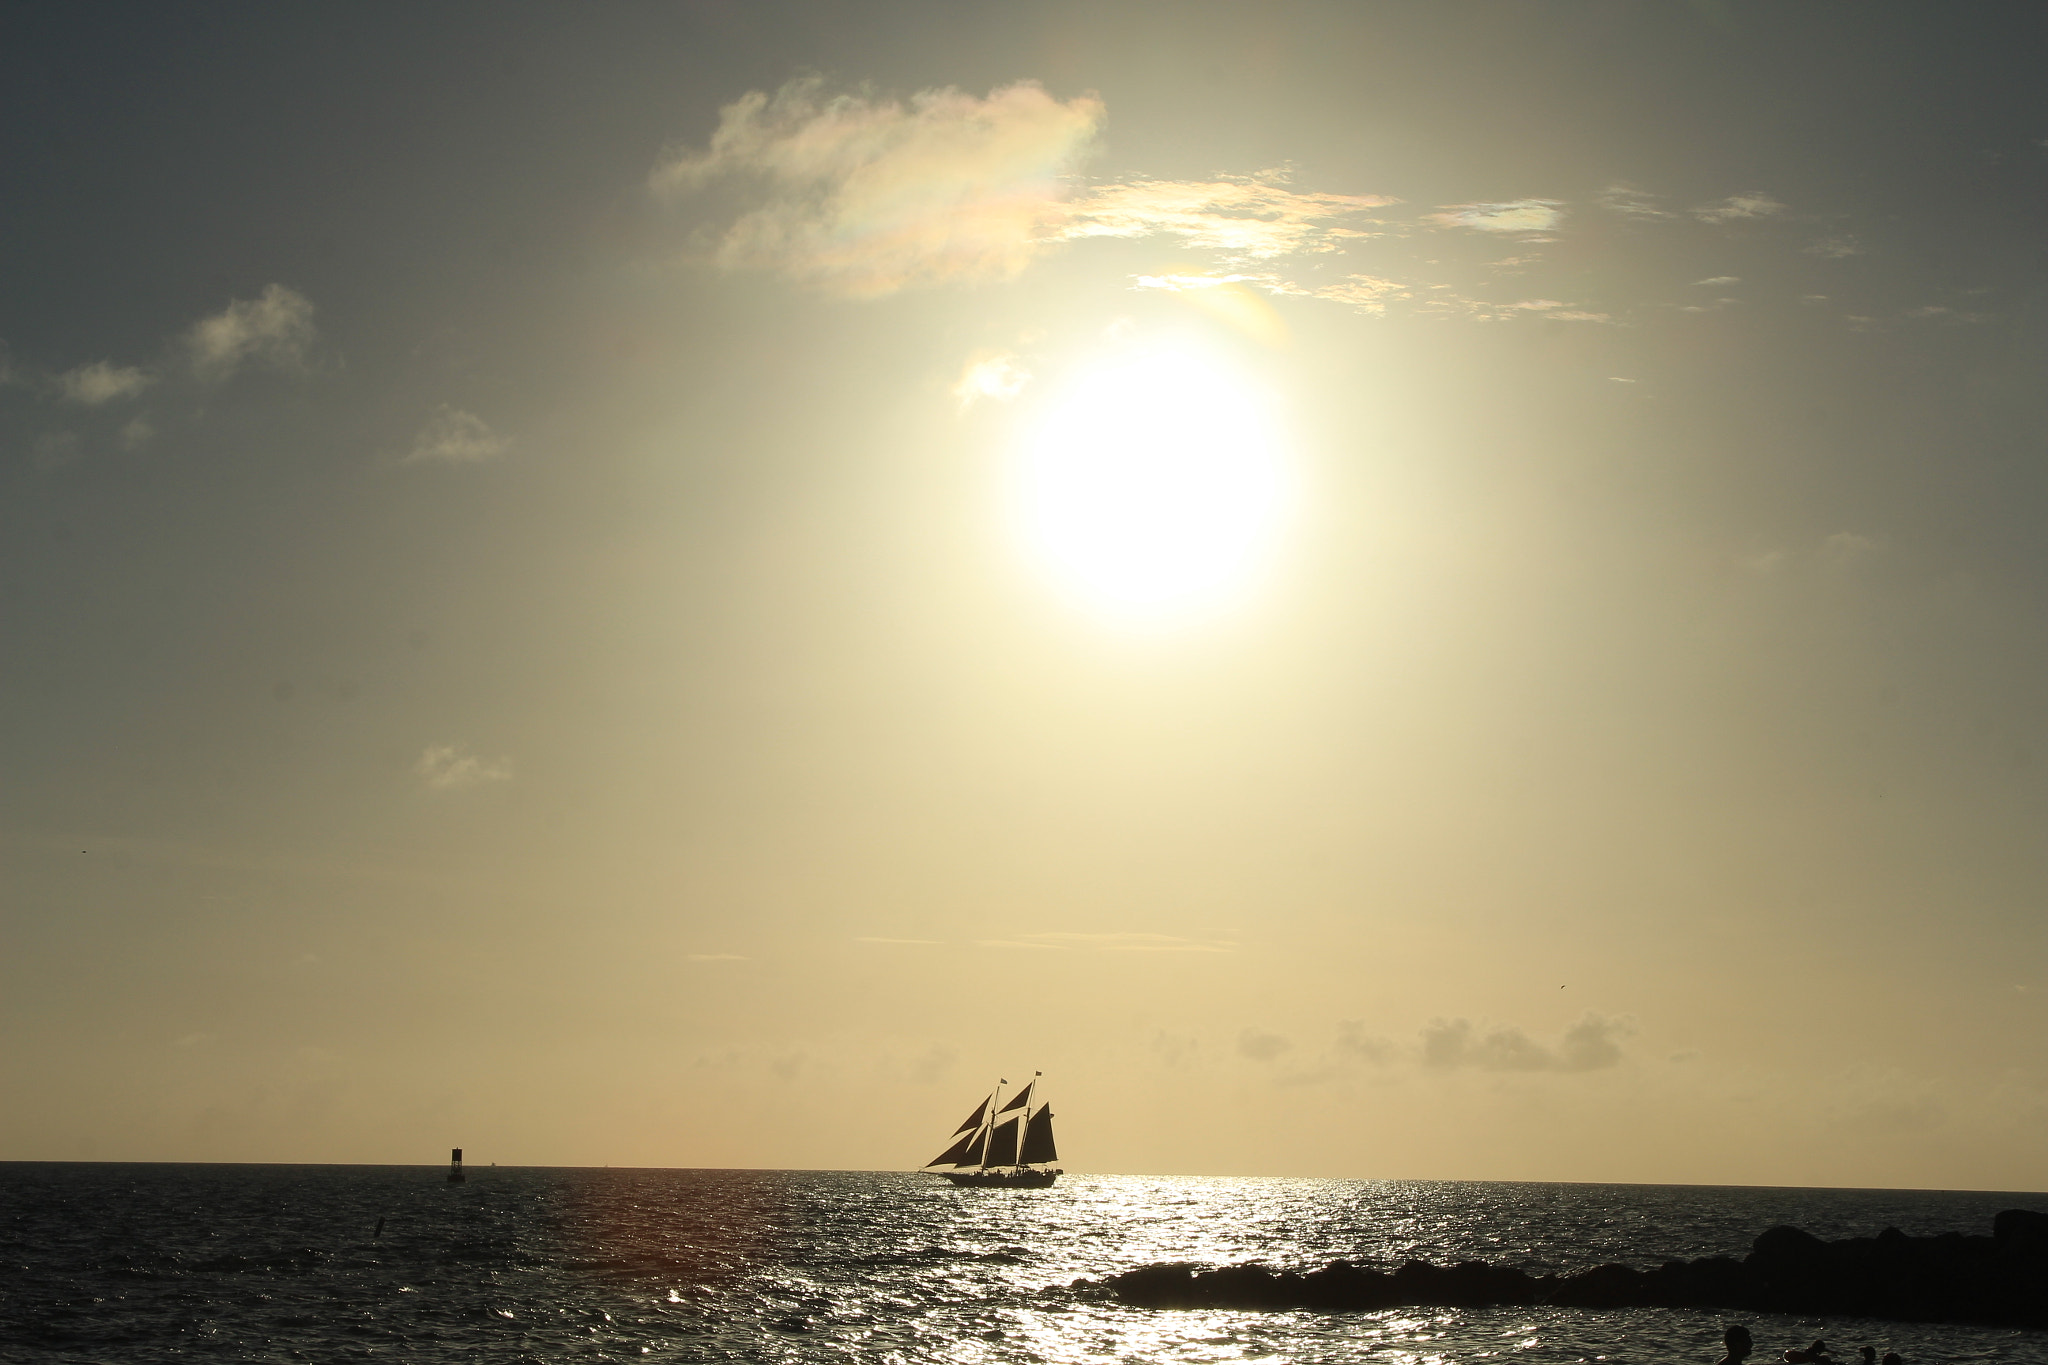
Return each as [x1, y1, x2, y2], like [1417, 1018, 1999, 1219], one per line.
[922, 1073, 1062, 1187]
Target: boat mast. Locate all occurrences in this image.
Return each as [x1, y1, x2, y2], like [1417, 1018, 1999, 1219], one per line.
[1017, 1071, 1040, 1169]
[981, 1079, 1004, 1172]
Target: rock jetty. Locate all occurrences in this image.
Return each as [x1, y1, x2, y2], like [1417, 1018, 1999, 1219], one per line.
[1096, 1209, 2048, 1328]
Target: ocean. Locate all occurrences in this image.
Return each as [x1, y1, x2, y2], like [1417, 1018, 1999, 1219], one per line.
[2, 1164, 2043, 1364]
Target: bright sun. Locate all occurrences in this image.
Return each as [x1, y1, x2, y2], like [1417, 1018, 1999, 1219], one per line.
[1009, 344, 1294, 622]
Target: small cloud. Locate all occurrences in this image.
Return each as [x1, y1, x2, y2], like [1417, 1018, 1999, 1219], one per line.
[1799, 294, 1830, 304]
[1607, 376, 1638, 383]
[1691, 192, 1786, 223]
[1426, 199, 1564, 234]
[952, 350, 1030, 410]
[187, 284, 315, 380]
[1805, 235, 1862, 259]
[414, 743, 513, 790]
[651, 78, 1105, 297]
[854, 936, 941, 945]
[407, 405, 506, 463]
[1548, 310, 1616, 323]
[1421, 1012, 1633, 1072]
[1823, 530, 1878, 561]
[976, 938, 1068, 950]
[56, 360, 154, 405]
[1508, 298, 1565, 311]
[1238, 1028, 1292, 1062]
[1693, 276, 1741, 286]
[1313, 273, 1410, 314]
[118, 415, 154, 450]
[1597, 184, 1672, 220]
[687, 953, 747, 962]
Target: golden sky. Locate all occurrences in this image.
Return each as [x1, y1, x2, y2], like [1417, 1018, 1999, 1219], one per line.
[2, 1, 2044, 1190]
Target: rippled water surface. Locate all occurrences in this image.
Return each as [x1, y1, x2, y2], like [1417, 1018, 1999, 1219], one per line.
[3, 1164, 2044, 1363]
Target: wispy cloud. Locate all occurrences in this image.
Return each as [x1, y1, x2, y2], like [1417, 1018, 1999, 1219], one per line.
[1597, 184, 1673, 220]
[187, 284, 315, 380]
[1693, 275, 1741, 286]
[407, 405, 506, 463]
[854, 936, 941, 945]
[1691, 192, 1786, 224]
[414, 744, 512, 790]
[977, 931, 1235, 952]
[1421, 1012, 1633, 1072]
[651, 78, 1104, 297]
[56, 360, 153, 405]
[952, 350, 1030, 410]
[1061, 174, 1395, 259]
[1426, 199, 1563, 235]
[1805, 235, 1862, 259]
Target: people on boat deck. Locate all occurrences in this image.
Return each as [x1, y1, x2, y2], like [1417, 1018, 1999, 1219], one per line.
[1881, 1355, 1903, 1365]
[1783, 1341, 1833, 1363]
[1857, 1349, 1876, 1365]
[1717, 1325, 1754, 1364]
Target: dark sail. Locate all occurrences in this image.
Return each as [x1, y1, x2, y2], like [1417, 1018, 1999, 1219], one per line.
[926, 1128, 980, 1168]
[961, 1127, 989, 1168]
[985, 1116, 1020, 1166]
[952, 1098, 989, 1136]
[1019, 1105, 1058, 1165]
[997, 1080, 1033, 1114]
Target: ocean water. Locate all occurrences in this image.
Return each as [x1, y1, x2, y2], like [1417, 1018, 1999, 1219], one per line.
[2, 1165, 2044, 1364]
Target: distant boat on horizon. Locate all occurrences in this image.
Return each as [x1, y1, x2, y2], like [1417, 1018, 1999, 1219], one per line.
[922, 1074, 1061, 1188]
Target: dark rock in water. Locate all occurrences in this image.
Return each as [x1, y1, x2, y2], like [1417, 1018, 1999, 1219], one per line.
[1095, 1210, 2048, 1328]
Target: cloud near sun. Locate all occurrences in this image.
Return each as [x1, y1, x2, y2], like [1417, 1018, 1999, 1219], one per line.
[650, 78, 1394, 297]
[650, 78, 1104, 297]
[652, 78, 1904, 332]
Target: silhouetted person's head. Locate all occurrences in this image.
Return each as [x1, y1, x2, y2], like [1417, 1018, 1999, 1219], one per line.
[1721, 1325, 1753, 1363]
[1881, 1355, 1903, 1365]
[1858, 1348, 1876, 1364]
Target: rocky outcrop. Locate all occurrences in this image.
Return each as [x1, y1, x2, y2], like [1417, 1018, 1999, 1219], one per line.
[1094, 1210, 2048, 1327]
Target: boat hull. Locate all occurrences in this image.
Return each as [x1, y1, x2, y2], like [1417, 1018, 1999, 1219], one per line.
[939, 1168, 1059, 1188]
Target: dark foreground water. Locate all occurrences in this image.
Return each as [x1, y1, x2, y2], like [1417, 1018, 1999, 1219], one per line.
[2, 1165, 2044, 1364]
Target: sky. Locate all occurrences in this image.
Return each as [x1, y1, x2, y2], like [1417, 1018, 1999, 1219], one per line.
[3, 1, 2046, 1189]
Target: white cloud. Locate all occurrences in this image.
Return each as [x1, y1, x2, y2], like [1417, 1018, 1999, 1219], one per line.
[1693, 276, 1741, 286]
[1061, 174, 1395, 259]
[1691, 192, 1786, 223]
[186, 284, 315, 379]
[1426, 199, 1564, 234]
[1421, 1012, 1633, 1072]
[414, 744, 512, 790]
[407, 405, 506, 463]
[952, 350, 1030, 410]
[651, 78, 1105, 297]
[56, 360, 154, 405]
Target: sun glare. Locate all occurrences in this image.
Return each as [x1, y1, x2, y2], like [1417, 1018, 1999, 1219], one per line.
[1009, 344, 1294, 622]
